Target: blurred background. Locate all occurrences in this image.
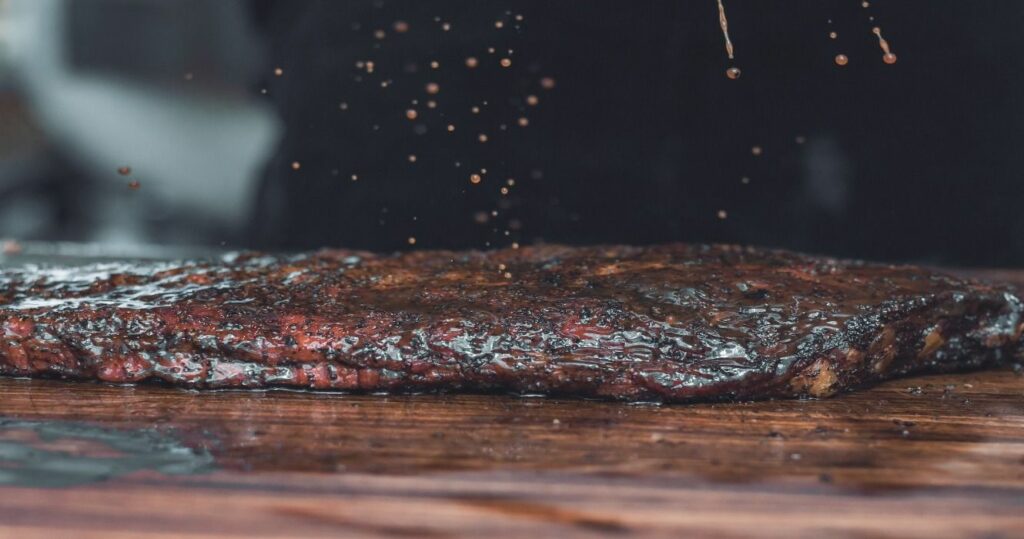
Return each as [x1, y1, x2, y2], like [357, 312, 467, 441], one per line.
[0, 0, 1021, 266]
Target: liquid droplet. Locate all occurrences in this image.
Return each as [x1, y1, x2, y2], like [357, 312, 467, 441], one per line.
[834, 54, 849, 66]
[725, 67, 741, 80]
[872, 27, 898, 64]
[117, 166, 132, 176]
[716, 0, 736, 60]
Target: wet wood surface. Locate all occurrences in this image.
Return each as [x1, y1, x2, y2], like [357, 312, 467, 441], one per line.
[0, 269, 1021, 538]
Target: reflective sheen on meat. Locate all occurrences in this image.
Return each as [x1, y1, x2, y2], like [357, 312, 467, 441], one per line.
[0, 244, 1021, 402]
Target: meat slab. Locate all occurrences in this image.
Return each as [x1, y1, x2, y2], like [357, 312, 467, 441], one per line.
[0, 244, 1021, 402]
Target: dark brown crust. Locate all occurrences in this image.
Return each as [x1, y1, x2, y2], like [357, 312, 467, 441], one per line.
[0, 244, 1020, 402]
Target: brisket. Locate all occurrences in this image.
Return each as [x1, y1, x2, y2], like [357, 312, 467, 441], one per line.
[0, 244, 1020, 402]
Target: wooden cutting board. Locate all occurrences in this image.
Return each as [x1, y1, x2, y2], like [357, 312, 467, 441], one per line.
[0, 270, 1020, 538]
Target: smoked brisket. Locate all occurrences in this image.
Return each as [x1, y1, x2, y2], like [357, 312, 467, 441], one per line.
[0, 244, 1020, 402]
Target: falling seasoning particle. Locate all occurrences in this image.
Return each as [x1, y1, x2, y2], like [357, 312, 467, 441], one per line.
[393, 20, 409, 33]
[511, 242, 520, 249]
[725, 67, 741, 80]
[500, 187, 509, 195]
[500, 58, 512, 68]
[465, 57, 479, 68]
[474, 211, 489, 224]
[183, 72, 194, 81]
[351, 174, 359, 181]
[430, 61, 440, 69]
[751, 146, 763, 156]
[834, 54, 849, 66]
[795, 135, 807, 144]
[478, 134, 489, 143]
[526, 95, 539, 106]
[425, 82, 440, 94]
[117, 166, 132, 176]
[406, 109, 418, 120]
[407, 237, 417, 245]
[442, 22, 451, 31]
[339, 102, 349, 110]
[447, 124, 456, 132]
[829, 31, 838, 39]
[128, 180, 141, 190]
[717, 210, 728, 219]
[741, 176, 750, 184]
[498, 263, 507, 271]
[540, 77, 556, 89]
[503, 272, 512, 279]
[365, 61, 375, 73]
[291, 161, 301, 170]
[861, 1, 869, 7]
[506, 178, 516, 186]
[408, 154, 417, 163]
[274, 67, 283, 76]
[374, 29, 386, 39]
[471, 106, 481, 114]
[427, 100, 437, 109]
[470, 174, 482, 184]
[517, 117, 529, 127]
[495, 20, 505, 29]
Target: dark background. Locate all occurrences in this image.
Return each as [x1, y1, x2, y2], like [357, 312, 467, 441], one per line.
[3, 0, 1023, 266]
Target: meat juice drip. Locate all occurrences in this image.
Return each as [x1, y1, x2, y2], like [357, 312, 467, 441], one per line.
[872, 27, 898, 64]
[716, 0, 735, 59]
[716, 0, 741, 79]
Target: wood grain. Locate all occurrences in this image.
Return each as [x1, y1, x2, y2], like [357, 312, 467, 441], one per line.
[0, 268, 1020, 537]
